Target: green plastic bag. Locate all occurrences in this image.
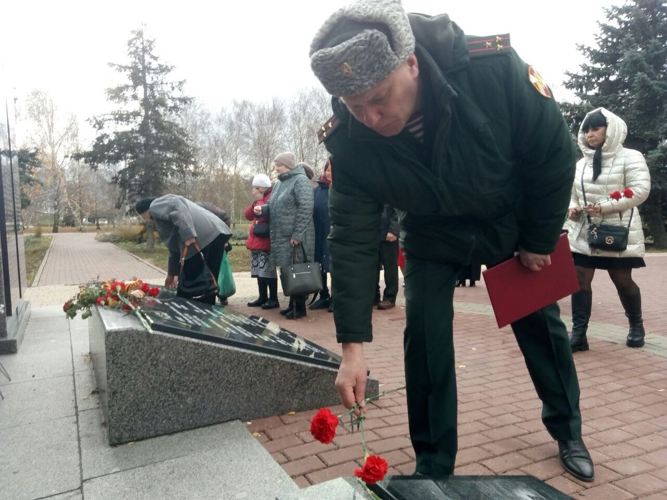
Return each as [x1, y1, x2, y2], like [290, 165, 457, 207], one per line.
[217, 252, 236, 298]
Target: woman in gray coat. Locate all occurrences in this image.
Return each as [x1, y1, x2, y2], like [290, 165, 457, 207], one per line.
[255, 152, 315, 319]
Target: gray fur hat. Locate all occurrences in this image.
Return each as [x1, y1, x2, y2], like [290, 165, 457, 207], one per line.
[309, 0, 415, 97]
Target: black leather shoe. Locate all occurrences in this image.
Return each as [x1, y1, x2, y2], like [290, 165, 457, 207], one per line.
[247, 297, 267, 307]
[261, 299, 280, 310]
[558, 440, 594, 482]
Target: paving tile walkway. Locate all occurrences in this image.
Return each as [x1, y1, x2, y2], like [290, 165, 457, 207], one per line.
[34, 232, 166, 287]
[231, 253, 667, 498]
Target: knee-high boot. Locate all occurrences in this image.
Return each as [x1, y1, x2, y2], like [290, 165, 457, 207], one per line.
[618, 290, 645, 348]
[247, 278, 268, 307]
[570, 291, 592, 352]
[286, 295, 307, 320]
[280, 296, 293, 316]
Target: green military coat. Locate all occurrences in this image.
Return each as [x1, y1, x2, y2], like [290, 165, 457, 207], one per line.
[322, 13, 576, 343]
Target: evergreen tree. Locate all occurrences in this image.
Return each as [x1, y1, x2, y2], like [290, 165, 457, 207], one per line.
[0, 148, 41, 209]
[563, 0, 667, 247]
[77, 28, 196, 249]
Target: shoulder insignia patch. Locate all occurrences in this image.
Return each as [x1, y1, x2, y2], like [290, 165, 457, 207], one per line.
[317, 115, 341, 144]
[528, 65, 552, 99]
[467, 33, 511, 58]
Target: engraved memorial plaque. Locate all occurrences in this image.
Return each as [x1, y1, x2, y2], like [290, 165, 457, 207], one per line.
[143, 295, 341, 369]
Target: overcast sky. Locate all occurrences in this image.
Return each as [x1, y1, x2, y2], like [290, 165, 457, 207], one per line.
[2, 0, 612, 141]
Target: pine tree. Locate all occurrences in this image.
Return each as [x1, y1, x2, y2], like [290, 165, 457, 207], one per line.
[562, 0, 667, 247]
[77, 28, 196, 249]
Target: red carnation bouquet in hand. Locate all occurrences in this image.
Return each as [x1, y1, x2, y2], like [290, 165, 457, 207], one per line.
[609, 188, 633, 202]
[310, 385, 405, 488]
[606, 188, 634, 219]
[63, 279, 160, 332]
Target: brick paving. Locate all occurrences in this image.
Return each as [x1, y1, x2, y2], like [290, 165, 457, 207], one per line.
[229, 253, 667, 498]
[34, 232, 166, 287]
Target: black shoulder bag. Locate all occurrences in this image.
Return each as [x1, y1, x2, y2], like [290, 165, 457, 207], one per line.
[178, 242, 220, 299]
[581, 171, 632, 252]
[279, 243, 323, 296]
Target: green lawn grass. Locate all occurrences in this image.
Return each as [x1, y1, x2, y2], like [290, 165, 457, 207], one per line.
[25, 235, 53, 285]
[115, 240, 252, 273]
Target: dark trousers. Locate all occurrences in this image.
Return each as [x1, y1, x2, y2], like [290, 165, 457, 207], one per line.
[376, 240, 399, 302]
[404, 257, 582, 475]
[177, 234, 226, 306]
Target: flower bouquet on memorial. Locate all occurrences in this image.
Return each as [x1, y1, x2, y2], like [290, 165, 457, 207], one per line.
[310, 385, 406, 490]
[63, 279, 160, 333]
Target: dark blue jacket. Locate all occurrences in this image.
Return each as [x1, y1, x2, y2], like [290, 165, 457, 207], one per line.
[313, 180, 331, 272]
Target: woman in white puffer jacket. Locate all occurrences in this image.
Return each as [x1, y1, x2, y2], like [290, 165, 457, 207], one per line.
[564, 108, 650, 353]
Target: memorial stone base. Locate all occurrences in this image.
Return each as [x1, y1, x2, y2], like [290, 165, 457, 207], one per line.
[90, 299, 378, 445]
[370, 475, 573, 500]
[0, 301, 31, 354]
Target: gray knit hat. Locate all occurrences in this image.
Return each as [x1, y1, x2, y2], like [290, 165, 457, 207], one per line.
[310, 0, 415, 97]
[274, 152, 297, 170]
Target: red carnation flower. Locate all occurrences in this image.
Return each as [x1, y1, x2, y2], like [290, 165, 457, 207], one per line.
[149, 287, 160, 297]
[63, 301, 71, 313]
[141, 282, 151, 293]
[121, 304, 133, 311]
[310, 408, 339, 444]
[96, 297, 106, 306]
[609, 190, 622, 201]
[623, 188, 634, 199]
[354, 455, 388, 484]
[112, 282, 126, 294]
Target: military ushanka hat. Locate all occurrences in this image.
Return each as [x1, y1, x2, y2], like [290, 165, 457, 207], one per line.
[309, 0, 415, 97]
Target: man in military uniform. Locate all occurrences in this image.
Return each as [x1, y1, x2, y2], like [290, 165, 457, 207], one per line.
[309, 0, 594, 482]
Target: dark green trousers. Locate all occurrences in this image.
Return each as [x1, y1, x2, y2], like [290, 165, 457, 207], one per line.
[404, 257, 582, 476]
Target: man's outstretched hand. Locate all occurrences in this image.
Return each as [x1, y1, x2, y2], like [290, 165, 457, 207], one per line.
[519, 248, 551, 272]
[335, 342, 368, 417]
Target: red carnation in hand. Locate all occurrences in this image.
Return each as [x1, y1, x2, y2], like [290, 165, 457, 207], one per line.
[623, 188, 634, 199]
[149, 287, 160, 297]
[354, 455, 389, 484]
[310, 408, 339, 444]
[609, 190, 622, 201]
[141, 282, 151, 293]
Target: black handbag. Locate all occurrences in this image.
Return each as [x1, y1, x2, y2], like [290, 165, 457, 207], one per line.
[279, 243, 323, 296]
[581, 171, 632, 252]
[178, 241, 220, 299]
[252, 222, 270, 238]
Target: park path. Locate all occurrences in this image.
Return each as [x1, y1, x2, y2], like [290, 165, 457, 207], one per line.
[25, 233, 166, 308]
[35, 232, 166, 286]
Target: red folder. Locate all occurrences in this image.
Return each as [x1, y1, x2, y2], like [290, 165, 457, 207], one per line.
[482, 233, 579, 328]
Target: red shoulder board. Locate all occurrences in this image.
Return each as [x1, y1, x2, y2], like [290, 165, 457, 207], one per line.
[317, 115, 340, 144]
[467, 34, 512, 58]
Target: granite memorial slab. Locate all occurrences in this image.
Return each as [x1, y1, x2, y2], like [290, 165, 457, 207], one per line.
[90, 296, 379, 445]
[0, 86, 30, 355]
[369, 476, 573, 500]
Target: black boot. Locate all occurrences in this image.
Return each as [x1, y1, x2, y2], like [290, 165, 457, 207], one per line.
[619, 291, 645, 348]
[247, 278, 268, 307]
[286, 295, 307, 320]
[280, 296, 293, 316]
[310, 289, 331, 310]
[262, 278, 280, 309]
[570, 291, 592, 352]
